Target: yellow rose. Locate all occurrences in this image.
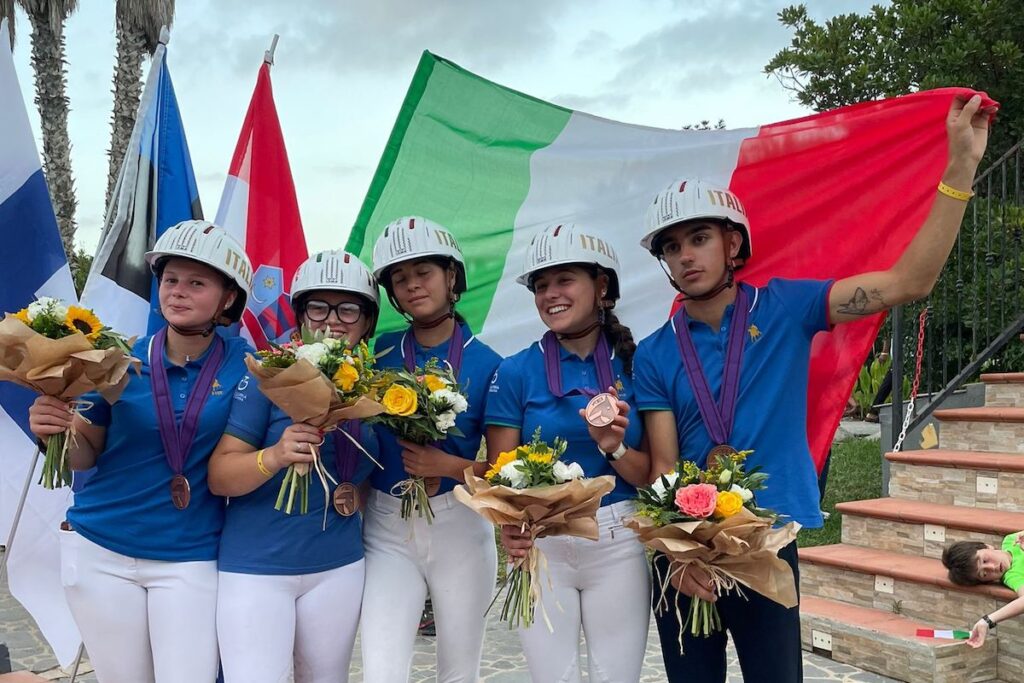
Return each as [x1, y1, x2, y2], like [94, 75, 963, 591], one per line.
[12, 309, 31, 325]
[333, 363, 359, 392]
[423, 374, 447, 393]
[714, 490, 744, 518]
[382, 384, 418, 417]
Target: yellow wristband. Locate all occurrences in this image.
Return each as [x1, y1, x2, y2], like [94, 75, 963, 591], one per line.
[937, 181, 974, 202]
[256, 449, 273, 477]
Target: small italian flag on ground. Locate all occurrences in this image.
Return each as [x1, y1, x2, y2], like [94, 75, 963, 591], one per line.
[916, 628, 970, 639]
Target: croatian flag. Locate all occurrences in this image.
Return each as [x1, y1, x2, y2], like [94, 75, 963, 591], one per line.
[0, 17, 82, 667]
[81, 28, 203, 340]
[346, 51, 987, 474]
[216, 61, 308, 349]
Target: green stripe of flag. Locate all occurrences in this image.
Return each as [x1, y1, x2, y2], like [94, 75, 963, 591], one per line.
[346, 51, 571, 337]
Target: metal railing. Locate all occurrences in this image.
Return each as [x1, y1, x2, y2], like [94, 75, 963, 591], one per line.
[891, 141, 1024, 442]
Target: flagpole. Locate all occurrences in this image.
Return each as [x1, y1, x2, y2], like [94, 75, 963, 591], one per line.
[0, 446, 42, 584]
[264, 34, 280, 66]
[68, 642, 85, 682]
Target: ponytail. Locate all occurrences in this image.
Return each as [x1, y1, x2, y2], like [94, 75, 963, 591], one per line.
[603, 310, 636, 376]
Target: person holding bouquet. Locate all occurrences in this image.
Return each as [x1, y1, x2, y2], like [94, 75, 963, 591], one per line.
[488, 224, 652, 682]
[634, 93, 994, 681]
[361, 217, 502, 682]
[208, 249, 381, 683]
[27, 220, 253, 683]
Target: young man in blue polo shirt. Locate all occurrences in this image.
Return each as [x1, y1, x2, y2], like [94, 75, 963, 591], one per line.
[634, 94, 993, 681]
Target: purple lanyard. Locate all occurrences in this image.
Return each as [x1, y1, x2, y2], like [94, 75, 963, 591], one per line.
[333, 420, 362, 483]
[402, 323, 465, 379]
[149, 327, 225, 476]
[542, 331, 615, 399]
[673, 286, 750, 446]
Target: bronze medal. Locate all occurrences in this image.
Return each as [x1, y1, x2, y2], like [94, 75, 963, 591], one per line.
[424, 476, 441, 497]
[707, 444, 739, 465]
[170, 474, 191, 510]
[333, 482, 360, 517]
[585, 393, 619, 428]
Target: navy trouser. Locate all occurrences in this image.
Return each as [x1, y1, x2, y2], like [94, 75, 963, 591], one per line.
[652, 541, 802, 683]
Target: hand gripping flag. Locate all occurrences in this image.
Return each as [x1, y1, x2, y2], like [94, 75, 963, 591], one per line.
[345, 51, 986, 478]
[0, 17, 82, 667]
[216, 60, 308, 349]
[81, 28, 202, 340]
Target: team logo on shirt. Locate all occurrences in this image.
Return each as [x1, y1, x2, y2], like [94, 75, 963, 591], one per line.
[489, 369, 500, 393]
[615, 378, 624, 392]
[748, 324, 762, 343]
[211, 379, 224, 396]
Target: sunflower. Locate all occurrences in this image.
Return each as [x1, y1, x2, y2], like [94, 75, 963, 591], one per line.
[485, 449, 518, 480]
[64, 306, 103, 341]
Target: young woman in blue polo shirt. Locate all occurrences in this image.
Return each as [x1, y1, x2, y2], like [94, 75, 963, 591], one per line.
[208, 250, 380, 683]
[487, 224, 652, 682]
[360, 216, 502, 683]
[634, 95, 992, 682]
[27, 220, 253, 683]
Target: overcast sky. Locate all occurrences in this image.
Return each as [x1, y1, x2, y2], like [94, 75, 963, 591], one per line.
[11, 0, 883, 255]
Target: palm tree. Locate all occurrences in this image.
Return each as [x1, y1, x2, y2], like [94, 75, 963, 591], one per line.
[1, 0, 15, 49]
[106, 0, 174, 208]
[16, 0, 79, 258]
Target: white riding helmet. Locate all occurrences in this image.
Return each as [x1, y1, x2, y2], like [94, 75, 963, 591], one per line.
[371, 216, 467, 294]
[517, 223, 621, 301]
[292, 250, 379, 307]
[641, 179, 752, 263]
[145, 219, 253, 323]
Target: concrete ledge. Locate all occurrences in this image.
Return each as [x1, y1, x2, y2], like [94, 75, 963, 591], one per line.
[836, 498, 1024, 535]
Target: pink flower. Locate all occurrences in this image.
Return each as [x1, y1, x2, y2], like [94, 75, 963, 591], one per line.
[674, 483, 718, 518]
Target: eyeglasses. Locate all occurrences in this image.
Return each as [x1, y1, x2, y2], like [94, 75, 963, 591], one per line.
[303, 300, 365, 324]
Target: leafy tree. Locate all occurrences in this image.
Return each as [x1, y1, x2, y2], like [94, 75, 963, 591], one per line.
[765, 1, 1023, 160]
[68, 247, 92, 297]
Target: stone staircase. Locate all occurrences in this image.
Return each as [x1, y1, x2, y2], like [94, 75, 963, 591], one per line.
[798, 373, 1024, 682]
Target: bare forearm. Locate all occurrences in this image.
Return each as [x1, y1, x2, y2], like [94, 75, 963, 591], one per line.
[609, 449, 651, 488]
[209, 443, 279, 497]
[67, 419, 104, 470]
[988, 594, 1024, 625]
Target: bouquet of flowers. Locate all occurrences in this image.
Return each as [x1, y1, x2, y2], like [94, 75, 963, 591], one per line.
[0, 297, 137, 488]
[245, 328, 385, 516]
[368, 358, 468, 522]
[627, 450, 799, 652]
[454, 428, 615, 629]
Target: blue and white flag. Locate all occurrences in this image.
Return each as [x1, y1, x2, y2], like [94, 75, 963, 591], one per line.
[81, 28, 202, 339]
[0, 17, 82, 667]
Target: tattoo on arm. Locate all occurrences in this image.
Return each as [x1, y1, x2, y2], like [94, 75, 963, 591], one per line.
[836, 287, 887, 316]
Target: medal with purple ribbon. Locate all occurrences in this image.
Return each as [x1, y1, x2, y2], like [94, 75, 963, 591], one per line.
[150, 327, 224, 510]
[673, 286, 750, 460]
[542, 330, 618, 427]
[332, 420, 362, 517]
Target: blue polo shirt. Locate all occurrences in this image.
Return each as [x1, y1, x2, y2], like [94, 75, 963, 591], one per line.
[371, 322, 502, 497]
[218, 377, 378, 575]
[634, 279, 833, 528]
[484, 338, 641, 506]
[69, 331, 252, 561]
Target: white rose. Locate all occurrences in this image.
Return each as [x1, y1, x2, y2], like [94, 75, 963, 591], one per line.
[322, 337, 342, 350]
[730, 484, 753, 502]
[448, 392, 468, 414]
[29, 297, 67, 320]
[651, 471, 679, 499]
[565, 462, 584, 480]
[432, 389, 468, 415]
[294, 342, 328, 367]
[719, 469, 732, 485]
[434, 410, 457, 432]
[499, 460, 525, 488]
[553, 460, 573, 483]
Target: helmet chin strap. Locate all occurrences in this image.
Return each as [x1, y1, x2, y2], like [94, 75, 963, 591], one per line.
[163, 292, 232, 338]
[556, 319, 601, 341]
[660, 243, 737, 303]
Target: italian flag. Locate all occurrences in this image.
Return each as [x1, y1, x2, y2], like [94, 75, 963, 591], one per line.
[346, 51, 980, 469]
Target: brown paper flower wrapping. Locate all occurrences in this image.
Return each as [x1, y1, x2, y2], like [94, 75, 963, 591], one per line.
[626, 507, 800, 611]
[244, 354, 385, 427]
[455, 469, 615, 629]
[0, 317, 138, 402]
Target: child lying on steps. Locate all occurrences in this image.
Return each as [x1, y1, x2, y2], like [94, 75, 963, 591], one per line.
[942, 532, 1024, 647]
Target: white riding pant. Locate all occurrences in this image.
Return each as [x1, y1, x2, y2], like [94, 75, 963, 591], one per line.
[216, 560, 365, 683]
[59, 529, 219, 683]
[518, 500, 651, 683]
[360, 489, 497, 683]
